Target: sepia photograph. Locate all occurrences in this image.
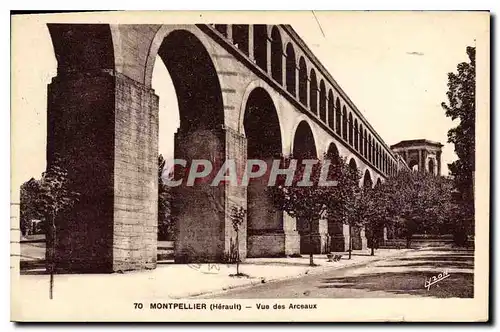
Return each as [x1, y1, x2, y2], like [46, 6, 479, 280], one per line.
[9, 10, 490, 322]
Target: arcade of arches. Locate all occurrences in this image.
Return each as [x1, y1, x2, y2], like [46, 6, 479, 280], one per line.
[43, 23, 437, 273]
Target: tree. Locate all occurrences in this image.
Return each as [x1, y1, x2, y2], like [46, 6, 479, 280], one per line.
[382, 170, 454, 248]
[230, 206, 246, 276]
[158, 155, 175, 241]
[269, 155, 336, 266]
[441, 46, 475, 241]
[20, 178, 44, 236]
[325, 158, 362, 259]
[32, 155, 80, 299]
[353, 184, 389, 256]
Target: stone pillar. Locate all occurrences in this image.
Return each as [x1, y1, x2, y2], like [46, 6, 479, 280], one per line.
[327, 217, 348, 252]
[47, 71, 159, 273]
[226, 25, 233, 42]
[173, 127, 247, 263]
[266, 36, 272, 74]
[281, 50, 287, 87]
[247, 158, 300, 257]
[298, 217, 329, 254]
[295, 64, 300, 98]
[248, 25, 254, 61]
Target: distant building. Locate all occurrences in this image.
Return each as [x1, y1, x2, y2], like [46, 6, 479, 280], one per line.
[391, 139, 444, 175]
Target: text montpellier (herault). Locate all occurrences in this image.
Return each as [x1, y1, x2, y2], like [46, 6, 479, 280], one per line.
[150, 303, 207, 310]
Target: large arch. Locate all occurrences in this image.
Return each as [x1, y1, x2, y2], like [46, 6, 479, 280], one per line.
[310, 69, 318, 115]
[254, 25, 268, 72]
[326, 141, 340, 164]
[326, 141, 345, 252]
[271, 26, 283, 84]
[46, 25, 229, 271]
[293, 121, 325, 254]
[244, 88, 282, 158]
[244, 88, 284, 257]
[298, 57, 308, 106]
[157, 30, 224, 133]
[293, 120, 318, 159]
[155, 30, 228, 263]
[285, 43, 296, 96]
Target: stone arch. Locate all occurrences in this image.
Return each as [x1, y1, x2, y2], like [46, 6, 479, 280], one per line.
[244, 88, 282, 158]
[319, 80, 326, 122]
[348, 157, 358, 171]
[151, 29, 229, 263]
[254, 24, 268, 72]
[375, 178, 382, 188]
[326, 141, 340, 164]
[155, 30, 224, 133]
[244, 87, 284, 257]
[47, 24, 231, 270]
[145, 25, 223, 88]
[285, 43, 296, 96]
[271, 26, 283, 84]
[298, 57, 308, 106]
[363, 169, 373, 188]
[239, 80, 285, 154]
[292, 120, 318, 159]
[310, 68, 318, 115]
[327, 90, 334, 129]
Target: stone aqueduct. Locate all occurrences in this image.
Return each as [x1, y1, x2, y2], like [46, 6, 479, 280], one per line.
[46, 23, 408, 273]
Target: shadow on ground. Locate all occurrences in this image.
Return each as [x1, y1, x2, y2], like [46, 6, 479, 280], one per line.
[318, 248, 474, 298]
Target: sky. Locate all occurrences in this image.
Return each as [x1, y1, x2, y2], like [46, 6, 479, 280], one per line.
[11, 12, 487, 197]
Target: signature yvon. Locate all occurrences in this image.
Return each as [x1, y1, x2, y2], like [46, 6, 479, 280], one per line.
[425, 270, 450, 290]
